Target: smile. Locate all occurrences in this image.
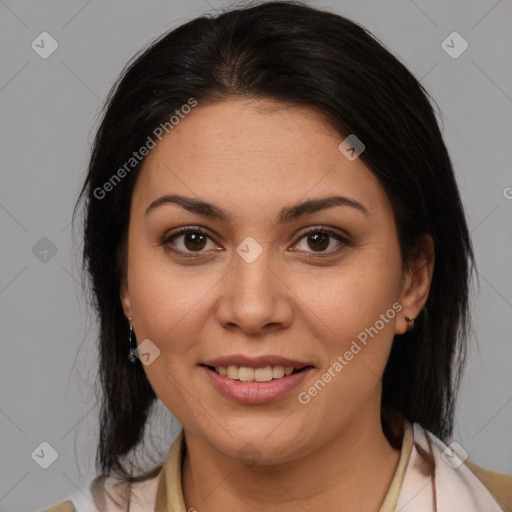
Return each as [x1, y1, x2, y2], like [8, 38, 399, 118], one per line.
[201, 362, 314, 404]
[208, 364, 304, 382]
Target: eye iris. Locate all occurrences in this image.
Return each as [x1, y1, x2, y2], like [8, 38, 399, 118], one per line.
[184, 232, 206, 251]
[308, 232, 329, 251]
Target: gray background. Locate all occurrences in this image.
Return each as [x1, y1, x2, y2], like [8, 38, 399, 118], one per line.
[1, 0, 511, 510]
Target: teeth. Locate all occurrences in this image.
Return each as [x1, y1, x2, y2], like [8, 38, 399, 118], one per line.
[272, 365, 285, 378]
[254, 367, 273, 382]
[238, 366, 254, 381]
[227, 365, 238, 379]
[215, 364, 298, 382]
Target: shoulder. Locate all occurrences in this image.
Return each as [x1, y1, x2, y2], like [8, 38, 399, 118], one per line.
[412, 423, 512, 511]
[40, 465, 163, 512]
[465, 459, 512, 512]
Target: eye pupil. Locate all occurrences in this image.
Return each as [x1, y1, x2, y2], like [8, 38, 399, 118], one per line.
[308, 232, 329, 251]
[184, 232, 206, 251]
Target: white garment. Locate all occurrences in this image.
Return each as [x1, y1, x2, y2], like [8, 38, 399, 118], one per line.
[67, 473, 159, 512]
[396, 423, 504, 511]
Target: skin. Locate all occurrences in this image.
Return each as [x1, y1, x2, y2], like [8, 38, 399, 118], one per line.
[120, 98, 434, 512]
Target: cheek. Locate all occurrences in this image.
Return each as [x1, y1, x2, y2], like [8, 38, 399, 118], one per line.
[127, 244, 209, 361]
[298, 254, 401, 342]
[297, 275, 399, 420]
[126, 251, 210, 421]
[293, 250, 402, 406]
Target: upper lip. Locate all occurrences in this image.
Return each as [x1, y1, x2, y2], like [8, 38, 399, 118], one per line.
[202, 354, 312, 369]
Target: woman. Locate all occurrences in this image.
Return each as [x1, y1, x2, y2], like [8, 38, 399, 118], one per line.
[44, 1, 512, 511]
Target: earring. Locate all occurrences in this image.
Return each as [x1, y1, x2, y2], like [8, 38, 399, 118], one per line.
[405, 316, 416, 330]
[127, 317, 137, 362]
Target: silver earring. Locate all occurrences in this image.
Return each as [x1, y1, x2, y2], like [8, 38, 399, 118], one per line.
[127, 317, 137, 362]
[405, 316, 416, 330]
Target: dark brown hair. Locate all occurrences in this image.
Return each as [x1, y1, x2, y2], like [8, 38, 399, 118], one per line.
[73, 0, 475, 480]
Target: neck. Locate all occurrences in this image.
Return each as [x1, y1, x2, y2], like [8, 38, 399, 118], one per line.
[181, 402, 401, 512]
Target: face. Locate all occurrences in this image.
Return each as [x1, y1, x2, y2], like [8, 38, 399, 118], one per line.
[120, 98, 428, 465]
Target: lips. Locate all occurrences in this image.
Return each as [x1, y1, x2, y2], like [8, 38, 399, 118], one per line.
[200, 354, 314, 404]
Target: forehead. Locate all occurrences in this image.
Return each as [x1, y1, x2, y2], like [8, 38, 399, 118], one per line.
[133, 98, 389, 219]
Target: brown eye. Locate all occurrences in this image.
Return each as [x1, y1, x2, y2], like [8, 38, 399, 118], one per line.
[162, 226, 351, 260]
[291, 227, 351, 256]
[162, 227, 217, 257]
[306, 232, 330, 251]
[180, 231, 207, 251]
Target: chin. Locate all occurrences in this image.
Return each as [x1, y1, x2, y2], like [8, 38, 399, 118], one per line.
[198, 420, 313, 466]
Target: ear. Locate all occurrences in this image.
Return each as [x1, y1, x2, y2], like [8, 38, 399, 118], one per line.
[395, 234, 435, 335]
[120, 277, 133, 320]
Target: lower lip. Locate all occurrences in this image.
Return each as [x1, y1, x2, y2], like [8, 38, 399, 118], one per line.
[202, 366, 313, 405]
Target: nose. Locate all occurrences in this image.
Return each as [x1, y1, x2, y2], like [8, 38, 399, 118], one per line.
[215, 245, 293, 335]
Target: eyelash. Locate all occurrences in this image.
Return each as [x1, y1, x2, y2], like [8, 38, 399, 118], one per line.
[161, 225, 352, 260]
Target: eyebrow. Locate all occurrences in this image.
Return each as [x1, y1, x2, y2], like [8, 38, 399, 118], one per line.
[145, 193, 369, 223]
